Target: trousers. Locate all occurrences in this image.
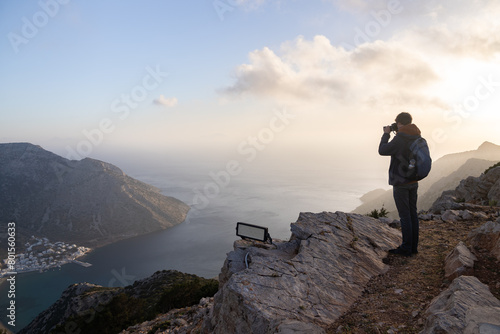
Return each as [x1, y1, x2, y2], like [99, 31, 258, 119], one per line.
[393, 182, 419, 253]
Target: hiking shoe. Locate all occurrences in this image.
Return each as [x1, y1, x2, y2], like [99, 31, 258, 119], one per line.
[388, 247, 412, 257]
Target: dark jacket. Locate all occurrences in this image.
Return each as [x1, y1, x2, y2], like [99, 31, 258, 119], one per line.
[379, 124, 421, 186]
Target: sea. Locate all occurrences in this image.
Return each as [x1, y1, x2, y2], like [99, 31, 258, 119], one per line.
[0, 167, 387, 332]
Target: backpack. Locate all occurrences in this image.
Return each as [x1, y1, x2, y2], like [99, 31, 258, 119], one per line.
[405, 137, 432, 181]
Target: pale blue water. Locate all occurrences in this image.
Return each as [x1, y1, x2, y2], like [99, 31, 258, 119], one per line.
[0, 168, 386, 332]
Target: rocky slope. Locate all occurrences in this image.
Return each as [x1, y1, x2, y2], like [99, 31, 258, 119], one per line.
[18, 270, 218, 334]
[430, 164, 500, 213]
[0, 143, 190, 248]
[352, 141, 500, 216]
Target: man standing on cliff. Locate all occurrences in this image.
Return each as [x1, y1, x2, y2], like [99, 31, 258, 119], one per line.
[379, 112, 421, 257]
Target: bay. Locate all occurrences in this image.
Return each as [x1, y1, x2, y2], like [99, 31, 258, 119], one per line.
[0, 168, 387, 332]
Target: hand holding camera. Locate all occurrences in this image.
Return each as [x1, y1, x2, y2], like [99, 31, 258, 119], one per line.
[384, 123, 398, 134]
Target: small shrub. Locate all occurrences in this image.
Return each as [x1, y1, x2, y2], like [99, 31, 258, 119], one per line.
[367, 207, 388, 219]
[367, 209, 379, 218]
[379, 207, 388, 217]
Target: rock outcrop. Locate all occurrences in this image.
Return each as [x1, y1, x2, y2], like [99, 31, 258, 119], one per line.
[420, 276, 500, 333]
[430, 167, 500, 213]
[19, 270, 218, 334]
[454, 167, 500, 205]
[204, 211, 400, 333]
[444, 241, 477, 281]
[468, 220, 500, 261]
[0, 143, 190, 247]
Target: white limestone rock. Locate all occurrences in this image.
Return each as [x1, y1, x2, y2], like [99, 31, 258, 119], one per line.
[444, 241, 477, 281]
[468, 221, 500, 261]
[205, 211, 401, 333]
[420, 276, 500, 334]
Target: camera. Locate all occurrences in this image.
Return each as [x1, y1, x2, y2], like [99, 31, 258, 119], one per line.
[389, 123, 398, 132]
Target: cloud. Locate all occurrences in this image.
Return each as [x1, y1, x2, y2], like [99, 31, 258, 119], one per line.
[221, 34, 443, 114]
[153, 95, 178, 108]
[408, 23, 500, 61]
[221, 0, 500, 116]
[222, 35, 356, 101]
[333, 0, 500, 60]
[211, 0, 500, 164]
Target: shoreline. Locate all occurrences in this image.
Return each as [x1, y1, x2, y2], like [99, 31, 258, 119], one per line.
[0, 258, 92, 279]
[0, 244, 93, 279]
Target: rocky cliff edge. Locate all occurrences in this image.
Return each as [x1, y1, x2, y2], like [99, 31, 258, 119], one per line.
[205, 211, 400, 333]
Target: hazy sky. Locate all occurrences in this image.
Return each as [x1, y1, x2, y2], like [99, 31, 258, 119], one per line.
[1, 0, 500, 175]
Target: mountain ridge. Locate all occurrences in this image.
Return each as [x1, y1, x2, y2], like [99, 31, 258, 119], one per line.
[0, 142, 190, 250]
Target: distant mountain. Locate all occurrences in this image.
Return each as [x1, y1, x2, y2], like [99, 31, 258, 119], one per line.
[419, 141, 500, 194]
[0, 143, 190, 247]
[359, 188, 388, 204]
[352, 141, 500, 216]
